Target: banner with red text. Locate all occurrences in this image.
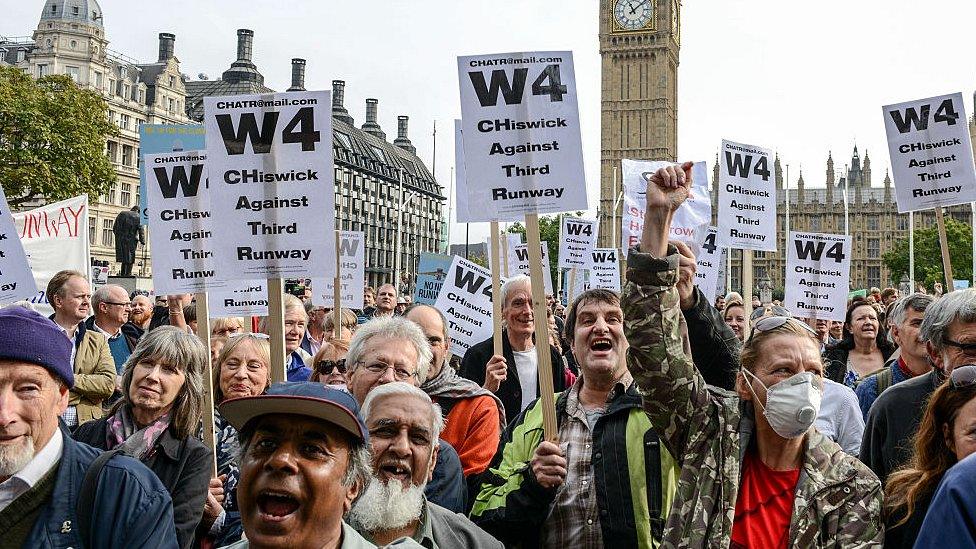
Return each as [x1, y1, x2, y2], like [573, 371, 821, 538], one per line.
[621, 160, 710, 257]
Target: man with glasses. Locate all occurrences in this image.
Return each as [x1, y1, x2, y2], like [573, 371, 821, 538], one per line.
[344, 316, 466, 513]
[862, 288, 976, 483]
[86, 285, 141, 376]
[47, 270, 115, 429]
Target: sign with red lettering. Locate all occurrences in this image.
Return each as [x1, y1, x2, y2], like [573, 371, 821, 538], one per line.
[621, 160, 710, 257]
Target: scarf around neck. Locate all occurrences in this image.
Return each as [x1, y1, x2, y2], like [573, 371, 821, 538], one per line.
[421, 362, 506, 430]
[106, 404, 171, 461]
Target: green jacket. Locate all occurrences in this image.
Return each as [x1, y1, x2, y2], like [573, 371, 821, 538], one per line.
[623, 247, 883, 548]
[470, 384, 677, 548]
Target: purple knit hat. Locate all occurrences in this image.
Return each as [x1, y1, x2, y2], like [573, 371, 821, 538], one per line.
[0, 307, 74, 388]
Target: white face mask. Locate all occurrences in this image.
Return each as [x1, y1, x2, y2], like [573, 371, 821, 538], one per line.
[742, 369, 823, 439]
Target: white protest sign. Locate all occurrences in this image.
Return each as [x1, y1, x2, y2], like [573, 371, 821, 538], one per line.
[204, 91, 336, 279]
[717, 140, 777, 251]
[13, 195, 89, 314]
[434, 255, 504, 358]
[210, 282, 269, 317]
[0, 187, 38, 303]
[311, 231, 365, 309]
[511, 241, 554, 294]
[588, 248, 620, 292]
[457, 51, 587, 221]
[621, 160, 711, 257]
[784, 232, 851, 321]
[145, 150, 228, 295]
[882, 92, 976, 212]
[695, 227, 723, 304]
[453, 119, 471, 223]
[558, 216, 597, 269]
[484, 232, 523, 274]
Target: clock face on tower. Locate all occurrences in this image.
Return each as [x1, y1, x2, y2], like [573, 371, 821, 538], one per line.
[614, 0, 654, 32]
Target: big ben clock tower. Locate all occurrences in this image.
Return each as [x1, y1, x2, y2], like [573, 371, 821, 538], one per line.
[599, 0, 681, 247]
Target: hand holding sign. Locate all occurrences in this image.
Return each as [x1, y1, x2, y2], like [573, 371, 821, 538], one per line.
[484, 355, 508, 393]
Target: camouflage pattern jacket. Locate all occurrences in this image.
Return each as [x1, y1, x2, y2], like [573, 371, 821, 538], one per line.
[622, 247, 884, 548]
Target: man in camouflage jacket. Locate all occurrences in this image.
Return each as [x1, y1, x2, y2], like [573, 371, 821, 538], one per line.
[623, 161, 883, 548]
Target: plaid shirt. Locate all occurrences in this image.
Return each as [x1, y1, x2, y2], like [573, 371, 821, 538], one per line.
[541, 371, 634, 549]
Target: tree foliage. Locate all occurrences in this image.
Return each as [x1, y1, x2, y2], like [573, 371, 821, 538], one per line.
[883, 215, 973, 288]
[0, 66, 118, 207]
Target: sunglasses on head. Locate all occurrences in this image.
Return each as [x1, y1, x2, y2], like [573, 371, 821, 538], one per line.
[750, 305, 791, 321]
[950, 364, 976, 388]
[316, 359, 346, 375]
[753, 315, 818, 337]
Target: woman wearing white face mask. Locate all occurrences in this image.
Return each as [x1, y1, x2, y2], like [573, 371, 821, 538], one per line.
[624, 161, 884, 548]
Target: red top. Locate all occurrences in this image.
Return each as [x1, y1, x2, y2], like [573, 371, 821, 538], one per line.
[730, 450, 801, 549]
[437, 395, 501, 476]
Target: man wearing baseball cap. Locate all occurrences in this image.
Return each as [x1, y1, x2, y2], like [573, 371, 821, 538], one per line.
[218, 382, 376, 548]
[0, 306, 177, 548]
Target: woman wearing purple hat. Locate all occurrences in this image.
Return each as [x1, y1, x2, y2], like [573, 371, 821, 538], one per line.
[74, 326, 212, 549]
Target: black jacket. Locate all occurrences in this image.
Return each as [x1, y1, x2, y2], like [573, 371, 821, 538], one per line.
[681, 286, 740, 390]
[73, 415, 213, 549]
[823, 333, 897, 384]
[459, 330, 567, 426]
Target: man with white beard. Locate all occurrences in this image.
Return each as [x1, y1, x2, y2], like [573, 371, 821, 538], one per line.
[349, 382, 502, 548]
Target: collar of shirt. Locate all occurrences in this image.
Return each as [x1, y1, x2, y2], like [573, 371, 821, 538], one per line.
[92, 322, 123, 339]
[0, 428, 63, 510]
[412, 498, 435, 547]
[564, 370, 633, 422]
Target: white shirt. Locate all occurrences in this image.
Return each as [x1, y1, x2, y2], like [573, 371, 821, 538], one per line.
[92, 321, 123, 340]
[512, 349, 539, 414]
[815, 378, 865, 456]
[0, 428, 64, 512]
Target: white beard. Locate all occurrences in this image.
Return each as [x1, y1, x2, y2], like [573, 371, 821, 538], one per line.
[348, 476, 425, 533]
[0, 435, 34, 477]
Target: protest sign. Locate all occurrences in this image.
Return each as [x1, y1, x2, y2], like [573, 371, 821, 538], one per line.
[204, 91, 336, 279]
[784, 232, 851, 321]
[139, 124, 206, 224]
[695, 227, 723, 304]
[311, 231, 365, 309]
[717, 140, 777, 251]
[883, 92, 976, 212]
[145, 150, 228, 295]
[621, 160, 710, 257]
[13, 195, 89, 314]
[209, 282, 268, 317]
[564, 267, 589, 304]
[0, 187, 38, 303]
[434, 255, 503, 358]
[558, 216, 597, 269]
[511, 241, 554, 294]
[456, 51, 587, 221]
[453, 120, 471, 223]
[484, 232, 522, 273]
[589, 248, 621, 292]
[91, 265, 110, 286]
[414, 252, 453, 305]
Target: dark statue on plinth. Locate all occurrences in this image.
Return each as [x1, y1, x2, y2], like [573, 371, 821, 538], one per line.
[112, 206, 144, 277]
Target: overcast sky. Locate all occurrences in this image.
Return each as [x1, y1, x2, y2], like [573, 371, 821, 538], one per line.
[6, 0, 976, 245]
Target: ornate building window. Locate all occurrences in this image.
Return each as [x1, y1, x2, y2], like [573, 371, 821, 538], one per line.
[121, 183, 131, 206]
[101, 220, 114, 246]
[867, 238, 880, 258]
[896, 215, 908, 231]
[867, 216, 879, 230]
[88, 217, 96, 245]
[122, 145, 132, 167]
[867, 266, 881, 288]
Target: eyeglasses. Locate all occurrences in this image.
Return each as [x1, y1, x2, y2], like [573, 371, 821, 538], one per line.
[951, 364, 976, 388]
[316, 359, 347, 375]
[753, 315, 819, 337]
[358, 361, 417, 381]
[104, 301, 132, 308]
[750, 305, 791, 321]
[945, 339, 976, 352]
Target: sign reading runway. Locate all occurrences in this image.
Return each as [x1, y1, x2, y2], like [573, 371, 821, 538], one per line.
[717, 139, 777, 251]
[204, 91, 336, 279]
[558, 216, 597, 269]
[457, 51, 587, 221]
[882, 92, 976, 212]
[784, 232, 851, 321]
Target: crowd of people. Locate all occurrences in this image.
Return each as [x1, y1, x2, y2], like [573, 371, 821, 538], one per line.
[1, 164, 975, 548]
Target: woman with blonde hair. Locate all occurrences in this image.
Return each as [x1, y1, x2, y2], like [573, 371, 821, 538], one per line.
[323, 307, 358, 343]
[884, 365, 976, 547]
[309, 340, 349, 387]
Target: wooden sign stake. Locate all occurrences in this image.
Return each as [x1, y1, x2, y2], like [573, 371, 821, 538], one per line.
[267, 278, 287, 383]
[742, 249, 754, 341]
[501, 226, 511, 278]
[935, 207, 955, 291]
[489, 222, 504, 357]
[195, 292, 218, 477]
[567, 267, 578, 305]
[526, 213, 558, 440]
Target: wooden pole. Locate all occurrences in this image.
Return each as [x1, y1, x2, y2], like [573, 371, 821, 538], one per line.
[567, 267, 578, 305]
[526, 213, 558, 440]
[935, 207, 955, 292]
[195, 292, 218, 477]
[267, 278, 287, 383]
[489, 222, 504, 358]
[501, 227, 510, 278]
[909, 212, 916, 291]
[742, 249, 754, 341]
[334, 194, 343, 340]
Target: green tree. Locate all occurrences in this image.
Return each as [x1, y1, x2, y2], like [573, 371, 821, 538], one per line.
[883, 216, 973, 289]
[507, 212, 583, 294]
[0, 66, 118, 207]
